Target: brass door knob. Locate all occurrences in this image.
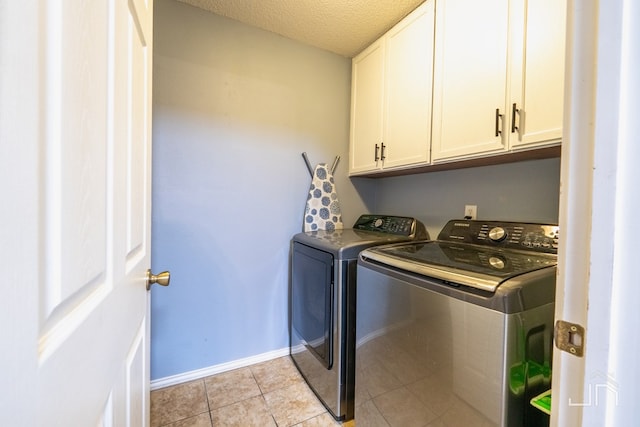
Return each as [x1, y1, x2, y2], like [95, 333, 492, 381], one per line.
[146, 269, 170, 290]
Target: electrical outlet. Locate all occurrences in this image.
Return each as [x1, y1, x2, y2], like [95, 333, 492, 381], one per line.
[464, 205, 477, 220]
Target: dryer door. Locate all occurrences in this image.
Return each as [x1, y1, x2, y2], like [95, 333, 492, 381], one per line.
[291, 242, 334, 369]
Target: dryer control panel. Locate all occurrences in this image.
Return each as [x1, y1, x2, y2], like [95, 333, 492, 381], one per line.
[353, 215, 428, 239]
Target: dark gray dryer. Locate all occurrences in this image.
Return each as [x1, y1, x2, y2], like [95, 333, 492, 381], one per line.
[290, 214, 427, 421]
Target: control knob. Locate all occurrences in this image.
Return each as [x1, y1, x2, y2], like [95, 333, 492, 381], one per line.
[489, 256, 506, 269]
[373, 218, 384, 228]
[488, 227, 507, 242]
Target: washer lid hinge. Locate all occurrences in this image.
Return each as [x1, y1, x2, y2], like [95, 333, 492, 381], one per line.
[554, 320, 585, 357]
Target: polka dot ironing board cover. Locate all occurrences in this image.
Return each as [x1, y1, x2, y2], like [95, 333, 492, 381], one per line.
[304, 163, 343, 232]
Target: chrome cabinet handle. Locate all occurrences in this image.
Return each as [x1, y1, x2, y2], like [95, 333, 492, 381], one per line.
[374, 143, 380, 161]
[495, 108, 503, 137]
[511, 103, 520, 133]
[146, 269, 170, 291]
[380, 143, 386, 161]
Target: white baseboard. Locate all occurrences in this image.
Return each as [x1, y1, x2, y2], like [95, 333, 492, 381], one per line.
[150, 347, 291, 391]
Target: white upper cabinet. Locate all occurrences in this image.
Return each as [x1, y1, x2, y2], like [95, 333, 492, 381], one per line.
[432, 0, 566, 162]
[431, 0, 509, 161]
[350, 40, 385, 174]
[349, 1, 435, 175]
[509, 0, 567, 149]
[382, 3, 435, 169]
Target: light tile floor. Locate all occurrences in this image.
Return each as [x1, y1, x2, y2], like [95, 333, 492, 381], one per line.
[151, 356, 352, 427]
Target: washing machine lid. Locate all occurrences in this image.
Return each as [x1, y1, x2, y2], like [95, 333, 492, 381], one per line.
[361, 240, 557, 292]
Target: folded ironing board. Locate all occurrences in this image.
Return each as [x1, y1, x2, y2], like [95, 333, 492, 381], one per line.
[303, 162, 343, 232]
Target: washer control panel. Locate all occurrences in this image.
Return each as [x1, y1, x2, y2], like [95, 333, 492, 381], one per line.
[438, 219, 559, 254]
[353, 214, 428, 238]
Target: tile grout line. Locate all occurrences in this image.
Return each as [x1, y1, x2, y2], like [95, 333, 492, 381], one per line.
[248, 365, 279, 426]
[202, 378, 214, 426]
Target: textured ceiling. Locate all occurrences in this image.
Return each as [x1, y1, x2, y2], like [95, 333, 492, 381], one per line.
[176, 0, 426, 57]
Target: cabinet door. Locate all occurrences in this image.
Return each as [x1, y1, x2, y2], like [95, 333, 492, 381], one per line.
[350, 41, 384, 174]
[432, 0, 510, 161]
[509, 0, 566, 149]
[382, 1, 435, 169]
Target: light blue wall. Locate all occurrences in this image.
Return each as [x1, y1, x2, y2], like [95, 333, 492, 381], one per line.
[371, 158, 561, 239]
[151, 0, 372, 380]
[151, 0, 561, 382]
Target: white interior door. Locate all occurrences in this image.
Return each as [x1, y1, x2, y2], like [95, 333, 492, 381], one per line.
[553, 1, 640, 426]
[0, 0, 155, 425]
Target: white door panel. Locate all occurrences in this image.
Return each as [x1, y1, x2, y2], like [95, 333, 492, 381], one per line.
[1, 0, 154, 425]
[553, 1, 640, 426]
